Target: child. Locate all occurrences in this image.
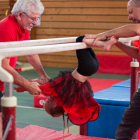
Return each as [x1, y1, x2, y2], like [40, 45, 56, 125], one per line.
[15, 35, 117, 126]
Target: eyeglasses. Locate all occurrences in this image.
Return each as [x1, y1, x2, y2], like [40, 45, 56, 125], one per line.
[23, 13, 40, 22]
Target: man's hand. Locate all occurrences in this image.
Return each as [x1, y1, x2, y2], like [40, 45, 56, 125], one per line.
[26, 82, 42, 95]
[29, 75, 50, 85]
[85, 34, 97, 39]
[101, 36, 119, 51]
[39, 75, 50, 85]
[15, 79, 43, 94]
[15, 77, 50, 94]
[85, 33, 109, 46]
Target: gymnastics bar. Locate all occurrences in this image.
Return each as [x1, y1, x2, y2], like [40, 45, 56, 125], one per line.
[0, 42, 86, 58]
[0, 42, 86, 140]
[118, 36, 139, 43]
[0, 36, 139, 49]
[0, 37, 77, 48]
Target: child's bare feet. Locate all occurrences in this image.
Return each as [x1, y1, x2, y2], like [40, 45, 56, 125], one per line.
[83, 36, 118, 51]
[82, 38, 94, 46]
[102, 36, 118, 51]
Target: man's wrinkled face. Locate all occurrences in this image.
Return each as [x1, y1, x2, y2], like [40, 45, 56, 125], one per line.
[127, 0, 140, 23]
[20, 12, 40, 31]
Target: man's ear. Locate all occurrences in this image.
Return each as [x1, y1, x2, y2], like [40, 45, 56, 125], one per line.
[16, 12, 23, 21]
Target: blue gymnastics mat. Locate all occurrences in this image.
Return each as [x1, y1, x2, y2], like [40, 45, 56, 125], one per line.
[94, 86, 130, 106]
[88, 86, 131, 138]
[87, 80, 140, 138]
[112, 79, 140, 88]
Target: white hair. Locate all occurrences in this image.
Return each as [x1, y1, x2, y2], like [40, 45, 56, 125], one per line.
[11, 0, 44, 16]
[132, 0, 140, 7]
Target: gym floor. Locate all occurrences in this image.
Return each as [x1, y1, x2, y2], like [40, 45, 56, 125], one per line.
[15, 65, 130, 134]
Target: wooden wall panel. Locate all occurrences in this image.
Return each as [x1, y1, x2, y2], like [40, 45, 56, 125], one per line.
[9, 0, 132, 68]
[41, 15, 130, 22]
[0, 0, 9, 21]
[33, 0, 130, 68]
[42, 1, 127, 8]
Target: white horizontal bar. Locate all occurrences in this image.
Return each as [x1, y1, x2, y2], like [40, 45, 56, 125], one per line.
[0, 36, 139, 58]
[0, 67, 13, 82]
[0, 56, 13, 82]
[118, 36, 139, 42]
[0, 37, 77, 48]
[0, 36, 139, 49]
[0, 42, 86, 58]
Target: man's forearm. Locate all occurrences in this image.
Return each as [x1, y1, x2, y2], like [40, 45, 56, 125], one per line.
[26, 54, 47, 77]
[4, 66, 30, 88]
[105, 24, 140, 38]
[115, 41, 140, 59]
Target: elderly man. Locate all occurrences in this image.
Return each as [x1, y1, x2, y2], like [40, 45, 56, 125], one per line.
[0, 0, 50, 139]
[85, 0, 140, 139]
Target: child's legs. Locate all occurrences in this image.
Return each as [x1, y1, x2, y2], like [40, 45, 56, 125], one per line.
[88, 48, 99, 67]
[76, 48, 99, 76]
[72, 48, 99, 82]
[72, 69, 88, 83]
[83, 37, 118, 51]
[83, 38, 104, 48]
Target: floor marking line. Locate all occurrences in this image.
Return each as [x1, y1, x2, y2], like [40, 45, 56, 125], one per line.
[17, 101, 33, 104]
[17, 105, 44, 110]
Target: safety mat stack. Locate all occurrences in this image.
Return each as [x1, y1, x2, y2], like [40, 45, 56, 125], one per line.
[16, 125, 117, 140]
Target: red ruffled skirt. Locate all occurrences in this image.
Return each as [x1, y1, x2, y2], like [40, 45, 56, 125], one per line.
[40, 71, 101, 125]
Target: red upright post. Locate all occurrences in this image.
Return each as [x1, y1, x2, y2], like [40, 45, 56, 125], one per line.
[130, 58, 139, 100]
[80, 123, 87, 136]
[130, 58, 139, 139]
[1, 82, 17, 140]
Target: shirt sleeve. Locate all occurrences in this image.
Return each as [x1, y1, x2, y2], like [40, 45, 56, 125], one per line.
[0, 31, 13, 59]
[0, 31, 13, 42]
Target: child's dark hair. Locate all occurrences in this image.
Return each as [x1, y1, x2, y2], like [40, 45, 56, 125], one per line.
[44, 96, 69, 140]
[44, 96, 64, 117]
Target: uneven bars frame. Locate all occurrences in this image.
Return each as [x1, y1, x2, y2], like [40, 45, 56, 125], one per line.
[0, 36, 140, 140]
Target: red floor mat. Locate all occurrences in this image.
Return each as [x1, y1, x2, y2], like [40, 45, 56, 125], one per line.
[16, 125, 137, 140]
[88, 78, 124, 93]
[96, 54, 140, 74]
[16, 125, 115, 140]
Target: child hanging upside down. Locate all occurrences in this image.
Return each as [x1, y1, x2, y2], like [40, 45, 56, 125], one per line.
[15, 35, 118, 125]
